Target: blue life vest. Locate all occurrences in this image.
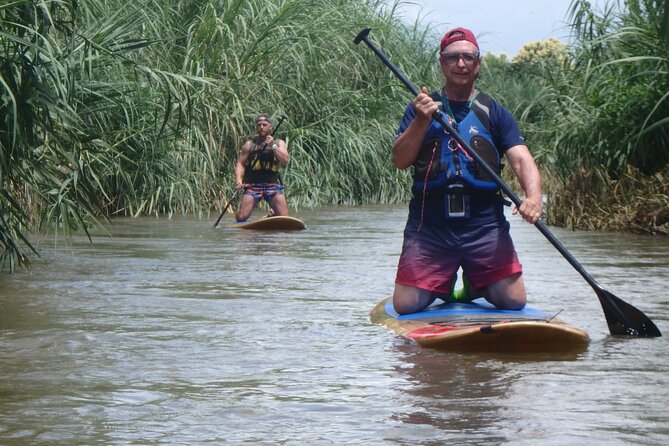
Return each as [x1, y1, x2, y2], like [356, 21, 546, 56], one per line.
[412, 92, 501, 194]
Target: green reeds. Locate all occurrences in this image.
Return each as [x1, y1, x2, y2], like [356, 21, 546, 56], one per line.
[0, 0, 441, 270]
[483, 1, 669, 235]
[544, 165, 669, 235]
[2, 0, 668, 272]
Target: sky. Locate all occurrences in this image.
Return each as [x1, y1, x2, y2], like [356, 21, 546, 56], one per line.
[390, 0, 609, 56]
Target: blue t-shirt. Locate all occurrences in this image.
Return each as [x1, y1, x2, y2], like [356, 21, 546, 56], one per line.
[396, 95, 526, 153]
[396, 92, 526, 226]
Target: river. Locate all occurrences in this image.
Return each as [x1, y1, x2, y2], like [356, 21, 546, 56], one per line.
[1, 205, 667, 445]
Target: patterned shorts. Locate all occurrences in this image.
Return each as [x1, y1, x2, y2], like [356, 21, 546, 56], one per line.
[243, 183, 284, 202]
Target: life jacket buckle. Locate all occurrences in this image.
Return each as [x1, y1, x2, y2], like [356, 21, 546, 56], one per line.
[447, 138, 459, 152]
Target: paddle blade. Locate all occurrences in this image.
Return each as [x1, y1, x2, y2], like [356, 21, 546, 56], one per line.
[597, 289, 662, 337]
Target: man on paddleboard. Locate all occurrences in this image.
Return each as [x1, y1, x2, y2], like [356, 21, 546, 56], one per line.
[391, 28, 542, 315]
[234, 113, 290, 222]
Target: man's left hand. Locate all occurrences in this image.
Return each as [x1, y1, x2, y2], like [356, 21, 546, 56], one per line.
[513, 196, 542, 224]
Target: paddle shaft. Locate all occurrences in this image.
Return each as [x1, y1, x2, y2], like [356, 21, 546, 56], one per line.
[263, 115, 287, 184]
[354, 27, 660, 337]
[213, 189, 239, 228]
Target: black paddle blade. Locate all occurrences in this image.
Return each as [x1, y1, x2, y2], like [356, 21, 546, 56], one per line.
[597, 288, 662, 337]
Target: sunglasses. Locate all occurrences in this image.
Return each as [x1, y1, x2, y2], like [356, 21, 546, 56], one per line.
[440, 51, 480, 65]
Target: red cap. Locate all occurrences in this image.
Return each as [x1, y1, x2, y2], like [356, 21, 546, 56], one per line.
[440, 27, 479, 52]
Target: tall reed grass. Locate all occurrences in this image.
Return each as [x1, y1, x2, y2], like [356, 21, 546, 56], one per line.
[0, 0, 445, 270]
[482, 0, 668, 234]
[543, 165, 669, 235]
[527, 0, 669, 177]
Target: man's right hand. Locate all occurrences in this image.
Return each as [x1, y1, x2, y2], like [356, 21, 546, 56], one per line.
[413, 86, 439, 121]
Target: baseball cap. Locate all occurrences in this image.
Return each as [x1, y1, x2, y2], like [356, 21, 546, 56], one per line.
[440, 27, 479, 52]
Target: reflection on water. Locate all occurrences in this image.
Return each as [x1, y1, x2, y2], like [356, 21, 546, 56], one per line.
[0, 205, 668, 445]
[389, 341, 594, 445]
[391, 345, 511, 444]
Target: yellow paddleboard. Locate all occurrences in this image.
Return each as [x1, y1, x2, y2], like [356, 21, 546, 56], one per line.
[232, 216, 306, 231]
[371, 296, 589, 353]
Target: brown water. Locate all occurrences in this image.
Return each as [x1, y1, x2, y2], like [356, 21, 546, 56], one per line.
[1, 205, 668, 445]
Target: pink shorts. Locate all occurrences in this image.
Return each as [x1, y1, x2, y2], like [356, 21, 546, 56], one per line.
[395, 218, 522, 295]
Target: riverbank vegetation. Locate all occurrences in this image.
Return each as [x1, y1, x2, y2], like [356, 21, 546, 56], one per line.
[1, 0, 668, 270]
[492, 0, 669, 235]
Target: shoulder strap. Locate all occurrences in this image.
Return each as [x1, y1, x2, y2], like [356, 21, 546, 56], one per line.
[470, 92, 493, 131]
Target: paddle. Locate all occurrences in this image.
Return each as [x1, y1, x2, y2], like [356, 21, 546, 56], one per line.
[213, 114, 289, 228]
[213, 189, 240, 228]
[354, 27, 661, 337]
[262, 114, 288, 185]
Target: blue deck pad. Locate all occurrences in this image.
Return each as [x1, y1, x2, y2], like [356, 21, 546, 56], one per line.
[385, 298, 549, 321]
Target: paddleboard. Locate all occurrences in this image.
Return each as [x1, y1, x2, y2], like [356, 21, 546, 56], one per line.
[233, 216, 306, 230]
[370, 296, 589, 353]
